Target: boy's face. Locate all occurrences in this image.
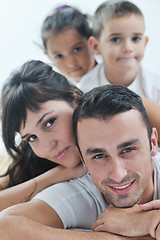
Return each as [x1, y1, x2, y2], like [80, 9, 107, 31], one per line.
[90, 14, 148, 84]
[46, 28, 95, 82]
[77, 110, 158, 208]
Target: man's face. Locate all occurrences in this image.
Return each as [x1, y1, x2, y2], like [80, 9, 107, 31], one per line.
[77, 110, 157, 207]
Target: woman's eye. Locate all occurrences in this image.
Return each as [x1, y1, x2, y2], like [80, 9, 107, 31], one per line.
[45, 118, 56, 128]
[111, 37, 120, 43]
[93, 154, 106, 159]
[28, 135, 37, 143]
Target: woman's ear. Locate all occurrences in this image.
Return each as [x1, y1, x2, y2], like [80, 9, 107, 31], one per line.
[151, 127, 158, 156]
[88, 36, 101, 55]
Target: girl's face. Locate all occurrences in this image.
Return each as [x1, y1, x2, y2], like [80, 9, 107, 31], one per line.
[46, 28, 95, 82]
[19, 100, 80, 168]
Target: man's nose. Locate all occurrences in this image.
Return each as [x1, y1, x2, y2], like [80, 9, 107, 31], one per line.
[109, 158, 127, 183]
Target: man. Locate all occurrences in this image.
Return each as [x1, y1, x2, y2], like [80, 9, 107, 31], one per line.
[0, 85, 160, 239]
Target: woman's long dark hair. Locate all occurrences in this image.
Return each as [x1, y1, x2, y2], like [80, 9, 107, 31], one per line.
[1, 60, 82, 188]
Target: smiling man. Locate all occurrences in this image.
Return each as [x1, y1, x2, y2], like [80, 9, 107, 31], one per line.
[73, 84, 160, 238]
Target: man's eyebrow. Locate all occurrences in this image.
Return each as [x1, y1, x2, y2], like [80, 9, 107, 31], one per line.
[86, 148, 106, 155]
[21, 111, 54, 139]
[117, 139, 139, 149]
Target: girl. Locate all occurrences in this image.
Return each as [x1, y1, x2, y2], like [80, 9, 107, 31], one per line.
[41, 5, 97, 83]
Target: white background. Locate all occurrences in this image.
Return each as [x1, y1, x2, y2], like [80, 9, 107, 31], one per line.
[0, 0, 160, 154]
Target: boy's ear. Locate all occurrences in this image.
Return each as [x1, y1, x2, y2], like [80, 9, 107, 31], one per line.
[144, 36, 149, 47]
[88, 36, 101, 55]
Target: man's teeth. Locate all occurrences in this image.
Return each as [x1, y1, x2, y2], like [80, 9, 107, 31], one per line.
[114, 183, 131, 189]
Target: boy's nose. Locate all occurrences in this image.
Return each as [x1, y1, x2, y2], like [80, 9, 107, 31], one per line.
[122, 40, 133, 53]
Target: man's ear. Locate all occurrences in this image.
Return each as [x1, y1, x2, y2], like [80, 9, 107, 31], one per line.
[151, 127, 158, 156]
[88, 36, 101, 55]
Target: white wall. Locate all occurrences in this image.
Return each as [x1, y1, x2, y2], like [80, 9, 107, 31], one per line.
[0, 0, 160, 154]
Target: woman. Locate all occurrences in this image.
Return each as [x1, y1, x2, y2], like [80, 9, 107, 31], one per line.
[0, 60, 85, 211]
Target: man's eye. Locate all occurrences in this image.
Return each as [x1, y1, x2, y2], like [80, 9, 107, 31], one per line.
[122, 147, 135, 154]
[28, 135, 37, 143]
[45, 118, 56, 128]
[111, 37, 120, 43]
[93, 154, 106, 159]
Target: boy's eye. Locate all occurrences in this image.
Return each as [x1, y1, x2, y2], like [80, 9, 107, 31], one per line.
[93, 154, 106, 159]
[28, 135, 37, 143]
[132, 36, 141, 42]
[45, 118, 56, 128]
[73, 46, 82, 53]
[111, 37, 120, 43]
[55, 54, 63, 60]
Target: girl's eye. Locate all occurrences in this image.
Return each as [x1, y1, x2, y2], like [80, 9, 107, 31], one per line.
[28, 135, 37, 143]
[73, 46, 82, 53]
[132, 36, 141, 42]
[93, 154, 106, 159]
[111, 37, 120, 43]
[55, 54, 63, 60]
[45, 118, 56, 128]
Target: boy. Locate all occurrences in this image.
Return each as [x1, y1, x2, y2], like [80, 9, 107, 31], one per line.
[78, 0, 160, 104]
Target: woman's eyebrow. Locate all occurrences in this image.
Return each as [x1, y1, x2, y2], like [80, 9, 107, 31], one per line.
[36, 111, 54, 127]
[21, 110, 55, 139]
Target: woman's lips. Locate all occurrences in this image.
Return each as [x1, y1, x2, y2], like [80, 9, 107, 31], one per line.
[56, 147, 69, 159]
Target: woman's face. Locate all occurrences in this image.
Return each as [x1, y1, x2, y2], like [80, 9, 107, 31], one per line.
[19, 100, 80, 168]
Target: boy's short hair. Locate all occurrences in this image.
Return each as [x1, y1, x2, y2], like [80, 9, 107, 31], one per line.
[92, 0, 144, 39]
[73, 84, 152, 152]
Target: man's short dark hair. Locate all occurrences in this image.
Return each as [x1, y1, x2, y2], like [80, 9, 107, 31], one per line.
[73, 84, 152, 158]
